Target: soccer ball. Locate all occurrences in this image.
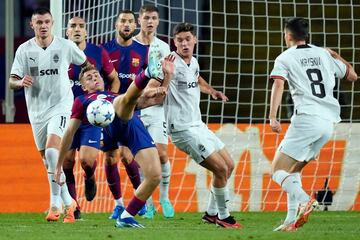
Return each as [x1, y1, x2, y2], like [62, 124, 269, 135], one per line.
[86, 99, 115, 128]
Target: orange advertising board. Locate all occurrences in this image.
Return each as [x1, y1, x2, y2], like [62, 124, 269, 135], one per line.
[0, 124, 358, 213]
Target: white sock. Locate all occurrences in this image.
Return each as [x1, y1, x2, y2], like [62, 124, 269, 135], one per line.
[120, 210, 133, 218]
[160, 161, 171, 201]
[146, 196, 154, 206]
[60, 172, 73, 206]
[46, 148, 61, 209]
[115, 198, 124, 207]
[206, 187, 218, 216]
[213, 186, 230, 220]
[273, 170, 309, 204]
[284, 172, 301, 224]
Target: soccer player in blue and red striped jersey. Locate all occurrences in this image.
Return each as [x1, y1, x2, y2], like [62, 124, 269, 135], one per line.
[63, 16, 120, 219]
[55, 54, 176, 228]
[102, 10, 150, 219]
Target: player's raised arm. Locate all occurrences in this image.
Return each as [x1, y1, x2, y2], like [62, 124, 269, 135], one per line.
[107, 69, 121, 93]
[326, 48, 358, 81]
[269, 78, 284, 133]
[137, 54, 175, 109]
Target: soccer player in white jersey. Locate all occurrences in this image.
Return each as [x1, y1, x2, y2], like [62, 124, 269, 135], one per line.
[133, 4, 174, 219]
[269, 17, 357, 231]
[9, 8, 89, 223]
[163, 22, 241, 228]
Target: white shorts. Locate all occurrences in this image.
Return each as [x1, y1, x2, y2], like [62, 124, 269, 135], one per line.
[31, 113, 70, 151]
[170, 123, 225, 163]
[140, 112, 168, 145]
[279, 114, 334, 162]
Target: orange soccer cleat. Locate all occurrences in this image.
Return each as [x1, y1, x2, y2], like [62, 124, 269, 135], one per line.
[45, 207, 61, 222]
[63, 200, 76, 223]
[294, 198, 319, 228]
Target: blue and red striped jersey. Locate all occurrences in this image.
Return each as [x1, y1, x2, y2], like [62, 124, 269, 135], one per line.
[103, 39, 148, 94]
[68, 43, 114, 97]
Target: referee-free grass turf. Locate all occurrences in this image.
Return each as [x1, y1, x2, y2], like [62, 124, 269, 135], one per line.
[0, 211, 359, 240]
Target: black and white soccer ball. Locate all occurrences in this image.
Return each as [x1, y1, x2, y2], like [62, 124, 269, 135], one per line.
[86, 99, 115, 128]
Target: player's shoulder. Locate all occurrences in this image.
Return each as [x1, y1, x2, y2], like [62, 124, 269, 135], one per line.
[154, 37, 169, 47]
[275, 46, 298, 63]
[132, 39, 148, 50]
[85, 42, 103, 53]
[132, 36, 147, 46]
[54, 36, 75, 47]
[102, 39, 117, 51]
[16, 38, 36, 53]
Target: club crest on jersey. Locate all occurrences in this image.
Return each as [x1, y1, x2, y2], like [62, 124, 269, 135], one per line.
[97, 94, 107, 100]
[132, 58, 140, 67]
[53, 54, 59, 63]
[198, 144, 206, 152]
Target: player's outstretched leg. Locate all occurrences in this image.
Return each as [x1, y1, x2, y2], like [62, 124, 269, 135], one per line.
[116, 148, 161, 228]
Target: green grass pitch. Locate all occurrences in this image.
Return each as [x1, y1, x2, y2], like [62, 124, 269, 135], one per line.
[0, 211, 359, 240]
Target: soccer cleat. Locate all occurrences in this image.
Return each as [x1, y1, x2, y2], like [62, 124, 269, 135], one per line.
[109, 205, 125, 220]
[84, 176, 97, 201]
[63, 200, 76, 223]
[46, 207, 61, 221]
[74, 208, 81, 220]
[160, 199, 175, 218]
[273, 222, 297, 232]
[202, 212, 217, 224]
[294, 198, 319, 228]
[115, 217, 145, 228]
[146, 47, 162, 79]
[143, 204, 156, 219]
[138, 204, 147, 216]
[216, 216, 243, 229]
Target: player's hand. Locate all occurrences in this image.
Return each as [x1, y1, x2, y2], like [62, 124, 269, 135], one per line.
[162, 54, 176, 76]
[211, 90, 229, 102]
[144, 87, 167, 98]
[53, 166, 64, 186]
[156, 86, 167, 96]
[270, 118, 282, 133]
[21, 75, 33, 88]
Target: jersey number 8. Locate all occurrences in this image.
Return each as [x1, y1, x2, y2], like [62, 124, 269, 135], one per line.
[306, 68, 326, 98]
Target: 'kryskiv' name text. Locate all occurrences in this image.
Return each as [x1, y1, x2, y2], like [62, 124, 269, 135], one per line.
[300, 57, 321, 67]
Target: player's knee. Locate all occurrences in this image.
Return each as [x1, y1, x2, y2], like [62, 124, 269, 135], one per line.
[80, 161, 92, 171]
[158, 151, 168, 164]
[149, 172, 162, 187]
[143, 168, 161, 187]
[105, 157, 117, 165]
[226, 160, 235, 177]
[213, 164, 228, 181]
[63, 156, 75, 169]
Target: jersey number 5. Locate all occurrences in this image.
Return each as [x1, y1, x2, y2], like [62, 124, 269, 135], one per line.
[306, 68, 326, 98]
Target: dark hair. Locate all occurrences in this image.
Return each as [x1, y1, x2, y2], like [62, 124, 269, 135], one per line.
[284, 17, 309, 41]
[139, 5, 159, 16]
[173, 22, 196, 36]
[32, 7, 52, 17]
[79, 64, 97, 84]
[116, 9, 136, 21]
